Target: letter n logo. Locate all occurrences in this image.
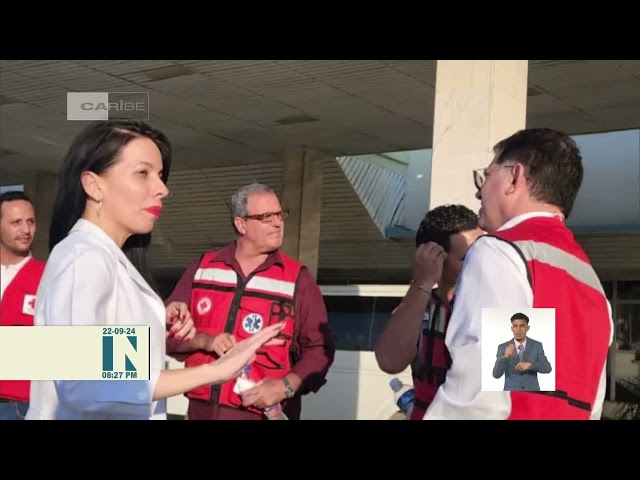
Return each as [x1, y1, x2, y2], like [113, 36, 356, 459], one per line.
[102, 335, 138, 372]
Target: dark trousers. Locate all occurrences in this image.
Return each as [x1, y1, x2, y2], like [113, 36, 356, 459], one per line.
[0, 400, 29, 420]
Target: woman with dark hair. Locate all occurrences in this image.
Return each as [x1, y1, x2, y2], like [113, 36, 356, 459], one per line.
[26, 120, 283, 420]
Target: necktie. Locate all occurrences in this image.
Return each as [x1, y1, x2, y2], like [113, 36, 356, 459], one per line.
[517, 344, 524, 362]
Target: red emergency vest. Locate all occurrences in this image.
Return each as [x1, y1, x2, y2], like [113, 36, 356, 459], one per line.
[409, 291, 453, 420]
[183, 250, 302, 415]
[0, 257, 46, 402]
[489, 216, 612, 419]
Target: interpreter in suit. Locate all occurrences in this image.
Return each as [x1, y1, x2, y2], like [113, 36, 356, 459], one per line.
[492, 312, 552, 391]
[25, 120, 283, 420]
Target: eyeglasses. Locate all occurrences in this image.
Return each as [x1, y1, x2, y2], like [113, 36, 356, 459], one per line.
[473, 164, 516, 190]
[244, 209, 289, 223]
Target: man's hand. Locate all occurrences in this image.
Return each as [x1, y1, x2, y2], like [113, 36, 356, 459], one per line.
[203, 324, 285, 384]
[240, 377, 287, 409]
[205, 333, 237, 357]
[515, 362, 532, 372]
[166, 302, 196, 342]
[503, 344, 516, 358]
[412, 242, 447, 291]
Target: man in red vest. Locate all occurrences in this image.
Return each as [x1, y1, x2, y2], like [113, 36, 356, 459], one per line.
[0, 191, 46, 420]
[374, 205, 483, 419]
[423, 128, 614, 420]
[165, 182, 335, 420]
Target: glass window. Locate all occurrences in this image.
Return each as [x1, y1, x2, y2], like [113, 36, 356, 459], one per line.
[0, 184, 24, 194]
[615, 303, 640, 352]
[617, 281, 640, 301]
[323, 295, 404, 351]
[610, 302, 640, 404]
[370, 296, 403, 350]
[604, 281, 639, 403]
[324, 296, 374, 351]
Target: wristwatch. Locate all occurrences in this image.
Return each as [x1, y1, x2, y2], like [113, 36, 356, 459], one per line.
[282, 377, 295, 399]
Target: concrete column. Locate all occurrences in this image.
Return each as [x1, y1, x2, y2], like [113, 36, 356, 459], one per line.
[23, 171, 58, 262]
[280, 147, 325, 277]
[429, 60, 529, 211]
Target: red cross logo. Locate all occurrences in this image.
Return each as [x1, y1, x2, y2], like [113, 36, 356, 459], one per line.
[197, 297, 212, 315]
[22, 295, 36, 315]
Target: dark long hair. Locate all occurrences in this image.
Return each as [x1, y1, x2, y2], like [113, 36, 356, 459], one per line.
[49, 120, 172, 289]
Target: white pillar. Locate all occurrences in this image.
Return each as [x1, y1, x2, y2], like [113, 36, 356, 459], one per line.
[429, 60, 529, 211]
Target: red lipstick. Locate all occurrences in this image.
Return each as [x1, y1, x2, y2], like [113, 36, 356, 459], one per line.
[145, 206, 162, 217]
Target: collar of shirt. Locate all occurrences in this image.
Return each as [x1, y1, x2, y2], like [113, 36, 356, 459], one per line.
[213, 241, 285, 277]
[68, 218, 161, 300]
[1, 254, 32, 299]
[514, 338, 527, 350]
[69, 219, 135, 276]
[498, 211, 563, 232]
[1, 253, 32, 271]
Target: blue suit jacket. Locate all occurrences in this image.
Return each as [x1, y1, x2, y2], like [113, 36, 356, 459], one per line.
[492, 337, 552, 391]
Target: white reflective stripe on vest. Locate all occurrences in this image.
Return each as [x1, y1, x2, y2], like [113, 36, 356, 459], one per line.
[194, 267, 238, 286]
[246, 275, 295, 298]
[513, 240, 605, 295]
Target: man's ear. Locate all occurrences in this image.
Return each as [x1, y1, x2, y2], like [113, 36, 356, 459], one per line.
[506, 163, 526, 195]
[80, 171, 104, 202]
[233, 216, 247, 236]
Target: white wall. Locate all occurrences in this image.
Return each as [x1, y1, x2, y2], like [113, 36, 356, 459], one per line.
[568, 129, 640, 229]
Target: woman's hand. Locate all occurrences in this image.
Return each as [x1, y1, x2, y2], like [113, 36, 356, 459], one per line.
[207, 323, 285, 384]
[165, 302, 196, 342]
[206, 333, 237, 357]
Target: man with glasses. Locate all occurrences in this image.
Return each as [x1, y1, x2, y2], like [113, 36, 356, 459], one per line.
[165, 182, 335, 420]
[423, 128, 613, 420]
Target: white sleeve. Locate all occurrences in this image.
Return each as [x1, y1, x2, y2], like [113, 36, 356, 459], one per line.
[423, 236, 533, 420]
[47, 249, 157, 417]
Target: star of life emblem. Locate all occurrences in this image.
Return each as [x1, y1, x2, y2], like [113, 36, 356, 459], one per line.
[242, 313, 263, 334]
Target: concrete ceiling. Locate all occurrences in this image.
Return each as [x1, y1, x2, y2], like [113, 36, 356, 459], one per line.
[1, 60, 639, 184]
[2, 60, 639, 285]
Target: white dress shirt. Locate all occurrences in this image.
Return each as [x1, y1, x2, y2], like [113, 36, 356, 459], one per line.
[1, 254, 32, 300]
[514, 338, 527, 355]
[26, 219, 167, 420]
[423, 212, 612, 420]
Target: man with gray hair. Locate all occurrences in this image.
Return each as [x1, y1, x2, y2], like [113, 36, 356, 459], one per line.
[166, 182, 335, 420]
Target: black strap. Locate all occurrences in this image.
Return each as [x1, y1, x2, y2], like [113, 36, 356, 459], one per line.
[481, 234, 532, 288]
[422, 302, 438, 383]
[530, 390, 592, 412]
[289, 266, 303, 366]
[189, 252, 208, 292]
